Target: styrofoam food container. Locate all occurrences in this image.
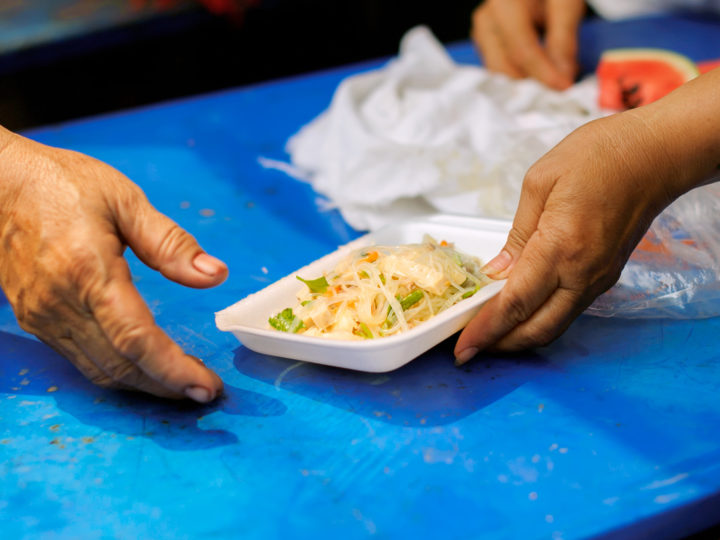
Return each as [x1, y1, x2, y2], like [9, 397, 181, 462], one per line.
[215, 214, 511, 372]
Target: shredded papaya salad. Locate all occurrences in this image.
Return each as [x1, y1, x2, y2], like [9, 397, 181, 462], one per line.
[269, 235, 492, 340]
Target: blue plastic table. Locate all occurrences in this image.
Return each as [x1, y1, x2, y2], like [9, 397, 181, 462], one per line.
[3, 14, 720, 539]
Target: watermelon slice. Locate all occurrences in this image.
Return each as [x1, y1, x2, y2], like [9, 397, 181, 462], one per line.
[596, 48, 699, 110]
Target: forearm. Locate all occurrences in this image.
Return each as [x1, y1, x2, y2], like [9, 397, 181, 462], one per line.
[632, 67, 720, 198]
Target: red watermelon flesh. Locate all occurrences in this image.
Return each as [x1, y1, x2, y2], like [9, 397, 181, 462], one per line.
[597, 48, 699, 110]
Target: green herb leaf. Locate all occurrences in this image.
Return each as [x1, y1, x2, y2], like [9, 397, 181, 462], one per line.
[296, 275, 329, 294]
[399, 290, 423, 310]
[354, 322, 373, 339]
[382, 313, 395, 330]
[384, 290, 424, 328]
[462, 285, 480, 299]
[269, 308, 304, 333]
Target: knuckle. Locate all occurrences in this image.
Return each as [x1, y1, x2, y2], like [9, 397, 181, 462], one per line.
[13, 288, 58, 334]
[502, 292, 534, 327]
[63, 249, 107, 309]
[505, 226, 529, 251]
[498, 319, 563, 353]
[555, 236, 619, 290]
[65, 250, 102, 289]
[90, 279, 123, 314]
[88, 372, 118, 389]
[535, 226, 590, 276]
[107, 361, 144, 387]
[582, 261, 623, 296]
[550, 229, 585, 262]
[33, 240, 106, 308]
[523, 325, 558, 349]
[12, 289, 32, 331]
[573, 263, 602, 289]
[122, 177, 146, 200]
[115, 182, 148, 215]
[156, 222, 196, 263]
[109, 321, 150, 361]
[523, 163, 552, 194]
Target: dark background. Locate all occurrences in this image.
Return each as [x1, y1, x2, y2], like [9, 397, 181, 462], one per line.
[0, 0, 480, 131]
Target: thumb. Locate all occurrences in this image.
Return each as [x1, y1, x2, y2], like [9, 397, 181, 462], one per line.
[545, 0, 585, 81]
[115, 187, 228, 288]
[454, 166, 557, 364]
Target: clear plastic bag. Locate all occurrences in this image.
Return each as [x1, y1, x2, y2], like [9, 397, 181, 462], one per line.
[587, 181, 720, 318]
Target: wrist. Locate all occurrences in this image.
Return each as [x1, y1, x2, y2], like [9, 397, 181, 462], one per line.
[634, 69, 720, 199]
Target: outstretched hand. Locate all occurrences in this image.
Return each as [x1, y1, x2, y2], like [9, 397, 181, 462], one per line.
[0, 128, 227, 402]
[455, 66, 720, 363]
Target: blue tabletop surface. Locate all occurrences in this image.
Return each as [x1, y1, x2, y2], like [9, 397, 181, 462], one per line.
[3, 14, 720, 540]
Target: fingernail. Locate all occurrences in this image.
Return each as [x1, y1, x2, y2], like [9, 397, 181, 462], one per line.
[455, 347, 478, 366]
[193, 253, 225, 277]
[185, 385, 213, 403]
[482, 250, 512, 275]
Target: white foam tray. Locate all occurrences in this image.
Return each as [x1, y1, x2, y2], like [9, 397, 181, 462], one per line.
[215, 214, 511, 372]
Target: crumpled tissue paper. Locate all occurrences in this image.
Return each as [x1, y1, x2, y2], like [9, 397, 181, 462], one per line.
[280, 25, 601, 231]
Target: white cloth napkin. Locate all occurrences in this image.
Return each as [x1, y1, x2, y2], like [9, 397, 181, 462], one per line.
[281, 26, 601, 231]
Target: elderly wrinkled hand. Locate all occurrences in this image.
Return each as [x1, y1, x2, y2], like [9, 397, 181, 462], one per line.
[0, 127, 227, 402]
[471, 0, 586, 90]
[454, 67, 720, 363]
